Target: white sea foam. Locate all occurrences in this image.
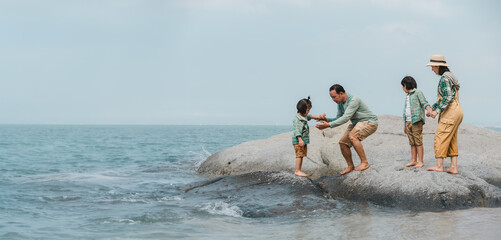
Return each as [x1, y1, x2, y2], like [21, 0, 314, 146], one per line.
[118, 219, 136, 224]
[40, 196, 81, 202]
[158, 196, 183, 201]
[201, 202, 243, 218]
[190, 146, 212, 168]
[201, 146, 211, 158]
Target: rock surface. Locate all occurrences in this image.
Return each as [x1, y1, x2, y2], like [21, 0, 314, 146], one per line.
[197, 115, 501, 210]
[184, 171, 335, 218]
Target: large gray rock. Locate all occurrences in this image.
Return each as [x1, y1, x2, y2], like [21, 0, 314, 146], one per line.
[197, 115, 501, 210]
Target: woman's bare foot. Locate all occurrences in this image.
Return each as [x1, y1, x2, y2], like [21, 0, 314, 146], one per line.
[405, 161, 417, 167]
[340, 166, 354, 175]
[294, 171, 308, 177]
[414, 162, 424, 168]
[355, 163, 370, 171]
[445, 168, 458, 174]
[425, 166, 444, 172]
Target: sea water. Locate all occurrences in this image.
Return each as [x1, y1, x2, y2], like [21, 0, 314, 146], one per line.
[0, 125, 500, 239]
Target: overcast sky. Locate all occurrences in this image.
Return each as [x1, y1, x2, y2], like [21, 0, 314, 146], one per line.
[1, 0, 500, 126]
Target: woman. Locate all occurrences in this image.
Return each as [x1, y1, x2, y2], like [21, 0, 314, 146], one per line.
[425, 54, 463, 174]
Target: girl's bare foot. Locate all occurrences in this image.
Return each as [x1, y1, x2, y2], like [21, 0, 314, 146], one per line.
[405, 161, 417, 167]
[340, 166, 354, 175]
[294, 171, 308, 177]
[414, 162, 424, 168]
[445, 168, 458, 174]
[354, 163, 370, 171]
[425, 166, 444, 172]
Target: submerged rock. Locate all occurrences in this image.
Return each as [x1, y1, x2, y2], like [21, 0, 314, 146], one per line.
[184, 171, 336, 217]
[197, 116, 501, 210]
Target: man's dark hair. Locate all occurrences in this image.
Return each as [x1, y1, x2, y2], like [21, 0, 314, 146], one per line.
[329, 84, 345, 94]
[438, 66, 450, 75]
[401, 76, 417, 90]
[296, 96, 312, 115]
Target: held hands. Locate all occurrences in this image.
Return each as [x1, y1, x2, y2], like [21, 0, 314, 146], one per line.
[298, 139, 305, 147]
[312, 113, 327, 121]
[312, 113, 329, 130]
[425, 106, 437, 119]
[426, 110, 438, 119]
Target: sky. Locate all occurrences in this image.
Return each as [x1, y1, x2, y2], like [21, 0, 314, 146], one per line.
[0, 0, 500, 126]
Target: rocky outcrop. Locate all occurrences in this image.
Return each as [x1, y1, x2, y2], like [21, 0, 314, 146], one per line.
[197, 116, 501, 210]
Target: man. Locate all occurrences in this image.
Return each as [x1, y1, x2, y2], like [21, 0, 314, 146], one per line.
[316, 84, 378, 175]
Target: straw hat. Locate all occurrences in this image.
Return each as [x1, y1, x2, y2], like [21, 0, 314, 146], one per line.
[425, 54, 449, 67]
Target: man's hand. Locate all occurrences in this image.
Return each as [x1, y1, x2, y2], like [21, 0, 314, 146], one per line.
[431, 111, 438, 119]
[316, 121, 330, 130]
[298, 139, 305, 147]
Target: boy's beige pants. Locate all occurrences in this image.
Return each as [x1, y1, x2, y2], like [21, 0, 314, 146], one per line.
[434, 91, 463, 158]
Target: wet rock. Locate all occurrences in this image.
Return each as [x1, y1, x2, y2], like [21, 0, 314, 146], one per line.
[197, 115, 501, 210]
[184, 171, 335, 217]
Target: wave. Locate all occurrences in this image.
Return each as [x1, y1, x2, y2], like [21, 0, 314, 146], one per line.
[157, 196, 183, 201]
[22, 171, 128, 183]
[190, 146, 212, 168]
[95, 198, 149, 204]
[1, 232, 28, 239]
[143, 146, 212, 173]
[41, 196, 81, 202]
[200, 201, 243, 218]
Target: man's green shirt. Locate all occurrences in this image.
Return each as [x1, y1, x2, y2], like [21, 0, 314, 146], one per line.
[327, 93, 378, 128]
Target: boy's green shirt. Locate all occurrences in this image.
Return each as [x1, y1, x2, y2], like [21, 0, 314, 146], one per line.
[327, 93, 378, 128]
[403, 89, 430, 125]
[292, 113, 312, 145]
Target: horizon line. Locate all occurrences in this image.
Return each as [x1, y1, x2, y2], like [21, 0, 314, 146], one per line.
[0, 123, 499, 128]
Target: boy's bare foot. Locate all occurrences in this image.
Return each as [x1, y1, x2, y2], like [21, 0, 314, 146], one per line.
[414, 162, 424, 168]
[340, 166, 354, 175]
[445, 168, 458, 174]
[294, 171, 308, 177]
[355, 163, 370, 171]
[425, 166, 444, 172]
[405, 161, 417, 167]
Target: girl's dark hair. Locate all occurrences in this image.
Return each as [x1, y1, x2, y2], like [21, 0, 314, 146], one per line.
[329, 84, 345, 94]
[438, 66, 450, 75]
[401, 76, 417, 90]
[297, 96, 312, 115]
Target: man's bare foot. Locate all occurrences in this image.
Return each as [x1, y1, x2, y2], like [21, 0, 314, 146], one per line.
[294, 171, 308, 177]
[414, 162, 424, 168]
[425, 166, 444, 172]
[405, 161, 417, 167]
[445, 168, 458, 174]
[340, 167, 354, 175]
[355, 163, 370, 171]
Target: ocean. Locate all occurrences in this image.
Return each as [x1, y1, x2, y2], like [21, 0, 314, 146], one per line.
[1, 125, 500, 239]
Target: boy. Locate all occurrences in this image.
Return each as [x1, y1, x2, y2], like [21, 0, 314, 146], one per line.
[292, 97, 323, 177]
[401, 76, 433, 168]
